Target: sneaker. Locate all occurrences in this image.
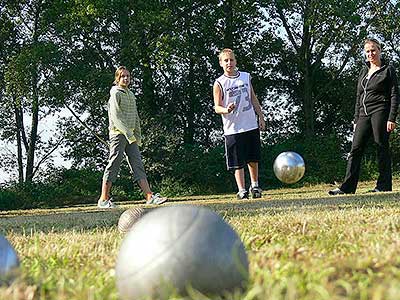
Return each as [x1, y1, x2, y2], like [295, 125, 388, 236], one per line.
[146, 193, 167, 205]
[249, 186, 262, 198]
[236, 190, 249, 200]
[368, 188, 391, 193]
[328, 188, 345, 196]
[97, 198, 117, 208]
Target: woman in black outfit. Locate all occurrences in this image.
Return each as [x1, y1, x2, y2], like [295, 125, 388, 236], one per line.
[329, 38, 399, 195]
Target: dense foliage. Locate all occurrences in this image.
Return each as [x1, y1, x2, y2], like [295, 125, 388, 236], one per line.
[0, 0, 399, 208]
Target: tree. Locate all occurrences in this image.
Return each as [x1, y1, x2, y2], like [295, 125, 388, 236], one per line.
[0, 0, 63, 183]
[260, 0, 393, 138]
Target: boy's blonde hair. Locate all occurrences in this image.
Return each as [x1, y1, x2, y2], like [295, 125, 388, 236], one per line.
[114, 66, 130, 85]
[218, 48, 236, 60]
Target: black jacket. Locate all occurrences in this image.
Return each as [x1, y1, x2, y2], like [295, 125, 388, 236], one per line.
[354, 60, 399, 123]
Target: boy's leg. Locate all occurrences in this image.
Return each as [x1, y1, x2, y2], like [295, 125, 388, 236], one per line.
[234, 168, 246, 191]
[248, 161, 258, 183]
[225, 132, 249, 199]
[244, 129, 262, 198]
[234, 168, 248, 199]
[248, 161, 262, 198]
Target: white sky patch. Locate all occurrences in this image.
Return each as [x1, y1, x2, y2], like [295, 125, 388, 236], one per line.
[0, 108, 73, 183]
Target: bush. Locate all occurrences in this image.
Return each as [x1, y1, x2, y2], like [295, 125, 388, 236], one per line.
[0, 188, 23, 210]
[262, 134, 347, 187]
[2, 131, 396, 211]
[166, 144, 236, 195]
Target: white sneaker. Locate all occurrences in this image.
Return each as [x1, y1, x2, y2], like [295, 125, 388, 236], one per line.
[236, 190, 249, 200]
[146, 193, 167, 205]
[97, 198, 117, 208]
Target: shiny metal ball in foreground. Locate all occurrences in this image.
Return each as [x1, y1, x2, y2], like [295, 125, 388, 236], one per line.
[273, 151, 305, 184]
[0, 235, 20, 285]
[116, 205, 249, 299]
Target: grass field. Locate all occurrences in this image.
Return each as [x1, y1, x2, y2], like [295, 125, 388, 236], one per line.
[1, 180, 400, 300]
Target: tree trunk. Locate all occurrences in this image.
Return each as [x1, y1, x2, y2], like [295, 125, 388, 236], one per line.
[300, 0, 314, 138]
[26, 68, 39, 182]
[13, 98, 24, 183]
[25, 4, 41, 183]
[224, 0, 233, 48]
[141, 57, 158, 114]
[303, 72, 314, 138]
[118, 2, 130, 65]
[184, 56, 195, 145]
[138, 24, 158, 115]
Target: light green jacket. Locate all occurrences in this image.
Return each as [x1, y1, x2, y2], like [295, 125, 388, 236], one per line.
[108, 86, 141, 145]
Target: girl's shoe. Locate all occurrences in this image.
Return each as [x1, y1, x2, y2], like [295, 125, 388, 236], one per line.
[97, 198, 117, 208]
[146, 193, 167, 205]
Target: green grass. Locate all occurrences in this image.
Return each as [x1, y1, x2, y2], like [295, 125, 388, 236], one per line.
[1, 180, 400, 300]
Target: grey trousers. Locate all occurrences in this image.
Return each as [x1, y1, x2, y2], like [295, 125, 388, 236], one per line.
[103, 134, 147, 183]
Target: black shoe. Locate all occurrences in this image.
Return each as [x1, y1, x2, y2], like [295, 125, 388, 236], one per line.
[368, 188, 391, 193]
[249, 186, 262, 198]
[328, 188, 345, 195]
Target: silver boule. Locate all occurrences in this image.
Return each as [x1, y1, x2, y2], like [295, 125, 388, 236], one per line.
[118, 207, 146, 234]
[116, 205, 248, 299]
[273, 151, 305, 184]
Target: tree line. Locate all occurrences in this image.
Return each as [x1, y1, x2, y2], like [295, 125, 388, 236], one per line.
[0, 0, 399, 202]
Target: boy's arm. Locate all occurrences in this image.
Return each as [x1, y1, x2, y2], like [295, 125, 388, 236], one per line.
[213, 82, 235, 114]
[250, 83, 266, 131]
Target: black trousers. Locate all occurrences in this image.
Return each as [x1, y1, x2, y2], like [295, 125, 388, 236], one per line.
[340, 110, 392, 193]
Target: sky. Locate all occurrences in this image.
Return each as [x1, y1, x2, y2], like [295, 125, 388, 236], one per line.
[0, 109, 72, 184]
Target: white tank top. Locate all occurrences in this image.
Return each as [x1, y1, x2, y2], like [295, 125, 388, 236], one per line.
[215, 71, 258, 135]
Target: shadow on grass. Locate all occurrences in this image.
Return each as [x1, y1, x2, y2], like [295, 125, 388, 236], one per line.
[206, 191, 400, 217]
[1, 192, 399, 234]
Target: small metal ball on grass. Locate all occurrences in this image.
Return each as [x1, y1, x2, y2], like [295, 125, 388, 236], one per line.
[118, 207, 146, 234]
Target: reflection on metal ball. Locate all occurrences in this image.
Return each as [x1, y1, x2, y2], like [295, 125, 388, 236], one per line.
[273, 151, 305, 184]
[0, 235, 20, 285]
[118, 207, 146, 234]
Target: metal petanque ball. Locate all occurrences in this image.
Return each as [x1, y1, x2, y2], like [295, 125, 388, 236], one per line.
[0, 235, 20, 285]
[273, 151, 305, 184]
[118, 207, 146, 234]
[115, 205, 249, 300]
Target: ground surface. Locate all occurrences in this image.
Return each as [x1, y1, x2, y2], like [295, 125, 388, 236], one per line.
[1, 180, 400, 300]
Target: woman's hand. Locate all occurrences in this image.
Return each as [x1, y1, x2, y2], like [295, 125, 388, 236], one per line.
[387, 121, 396, 132]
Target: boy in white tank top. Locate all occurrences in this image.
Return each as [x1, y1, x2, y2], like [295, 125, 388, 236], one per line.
[213, 49, 266, 199]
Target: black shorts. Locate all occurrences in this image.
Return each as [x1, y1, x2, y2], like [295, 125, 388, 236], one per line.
[225, 128, 261, 170]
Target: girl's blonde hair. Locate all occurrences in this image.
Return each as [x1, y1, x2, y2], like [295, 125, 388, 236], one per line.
[114, 66, 129, 85]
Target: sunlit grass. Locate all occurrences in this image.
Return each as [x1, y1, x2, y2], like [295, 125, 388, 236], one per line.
[1, 180, 400, 299]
